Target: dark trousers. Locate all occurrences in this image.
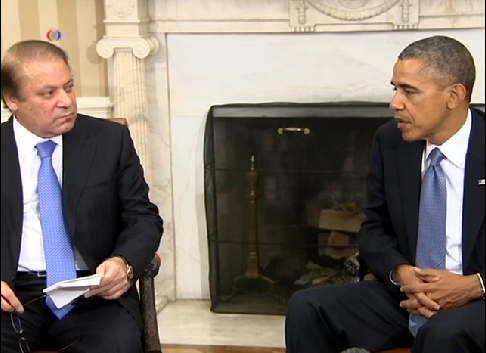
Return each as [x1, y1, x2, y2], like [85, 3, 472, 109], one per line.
[285, 280, 485, 353]
[1, 272, 142, 353]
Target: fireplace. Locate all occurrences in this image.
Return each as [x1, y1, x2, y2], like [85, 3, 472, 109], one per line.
[203, 102, 392, 314]
[84, 0, 486, 307]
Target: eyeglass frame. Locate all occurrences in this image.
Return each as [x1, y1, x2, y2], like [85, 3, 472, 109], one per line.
[10, 294, 79, 353]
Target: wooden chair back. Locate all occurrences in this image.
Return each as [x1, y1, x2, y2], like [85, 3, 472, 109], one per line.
[109, 117, 128, 125]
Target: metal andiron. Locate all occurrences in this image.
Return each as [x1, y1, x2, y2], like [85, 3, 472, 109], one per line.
[221, 155, 284, 304]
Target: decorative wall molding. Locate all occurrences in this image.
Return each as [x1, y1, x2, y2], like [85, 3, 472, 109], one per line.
[96, 36, 159, 59]
[1, 97, 113, 123]
[290, 0, 417, 31]
[302, 0, 401, 21]
[289, 0, 485, 32]
[148, 0, 484, 33]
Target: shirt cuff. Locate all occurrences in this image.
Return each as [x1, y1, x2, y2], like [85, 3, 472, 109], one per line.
[389, 271, 400, 286]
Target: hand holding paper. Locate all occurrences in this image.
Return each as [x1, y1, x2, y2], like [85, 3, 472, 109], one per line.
[85, 257, 130, 300]
[43, 274, 102, 309]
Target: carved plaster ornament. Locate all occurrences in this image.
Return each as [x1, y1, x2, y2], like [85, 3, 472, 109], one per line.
[338, 0, 368, 9]
[305, 0, 401, 21]
[107, 0, 135, 18]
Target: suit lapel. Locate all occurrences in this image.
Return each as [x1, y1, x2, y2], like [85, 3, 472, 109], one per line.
[62, 117, 96, 239]
[462, 109, 485, 268]
[1, 118, 24, 257]
[397, 139, 424, 262]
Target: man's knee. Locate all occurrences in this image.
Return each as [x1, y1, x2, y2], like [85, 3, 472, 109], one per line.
[286, 286, 335, 327]
[419, 317, 464, 341]
[287, 288, 314, 319]
[75, 328, 142, 353]
[94, 307, 142, 353]
[53, 300, 143, 353]
[417, 309, 482, 344]
[110, 332, 143, 353]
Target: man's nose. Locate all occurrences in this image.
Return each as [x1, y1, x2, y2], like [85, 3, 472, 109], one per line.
[389, 92, 404, 111]
[57, 90, 73, 107]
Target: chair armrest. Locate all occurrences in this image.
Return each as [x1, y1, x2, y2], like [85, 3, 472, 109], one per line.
[139, 254, 162, 353]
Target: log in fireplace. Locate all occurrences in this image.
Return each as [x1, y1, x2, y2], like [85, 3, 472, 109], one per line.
[204, 102, 392, 315]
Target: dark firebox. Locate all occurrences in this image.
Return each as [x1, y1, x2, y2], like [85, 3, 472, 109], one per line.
[204, 102, 392, 315]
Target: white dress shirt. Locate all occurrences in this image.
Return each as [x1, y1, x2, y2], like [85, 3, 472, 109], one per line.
[14, 118, 88, 271]
[390, 109, 471, 284]
[421, 109, 471, 275]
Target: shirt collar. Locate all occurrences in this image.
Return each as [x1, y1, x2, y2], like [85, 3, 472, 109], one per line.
[13, 117, 63, 160]
[424, 109, 472, 169]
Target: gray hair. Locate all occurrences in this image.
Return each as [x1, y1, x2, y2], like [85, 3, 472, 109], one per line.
[398, 35, 475, 101]
[340, 348, 371, 353]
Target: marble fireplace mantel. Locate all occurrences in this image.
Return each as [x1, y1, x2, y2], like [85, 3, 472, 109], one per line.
[96, 0, 485, 310]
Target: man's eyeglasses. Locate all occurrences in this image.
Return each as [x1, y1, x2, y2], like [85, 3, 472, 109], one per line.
[11, 295, 78, 353]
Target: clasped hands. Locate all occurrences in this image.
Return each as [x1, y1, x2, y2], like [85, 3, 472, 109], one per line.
[396, 265, 478, 318]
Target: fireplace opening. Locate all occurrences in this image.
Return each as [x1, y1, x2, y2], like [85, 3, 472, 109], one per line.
[204, 102, 393, 315]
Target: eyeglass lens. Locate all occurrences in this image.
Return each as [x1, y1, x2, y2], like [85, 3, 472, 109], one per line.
[12, 314, 31, 353]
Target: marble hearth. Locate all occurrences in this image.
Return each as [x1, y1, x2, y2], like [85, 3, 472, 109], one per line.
[95, 0, 486, 309]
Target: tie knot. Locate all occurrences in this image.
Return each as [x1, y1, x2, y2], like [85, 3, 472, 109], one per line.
[428, 147, 445, 167]
[36, 140, 57, 159]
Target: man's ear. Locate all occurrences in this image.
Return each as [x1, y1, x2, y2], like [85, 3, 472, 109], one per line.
[446, 84, 467, 110]
[2, 91, 19, 112]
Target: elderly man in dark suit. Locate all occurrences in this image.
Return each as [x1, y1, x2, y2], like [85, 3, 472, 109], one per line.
[285, 35, 485, 353]
[1, 40, 163, 352]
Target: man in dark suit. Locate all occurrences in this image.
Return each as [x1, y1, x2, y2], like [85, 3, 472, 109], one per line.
[285, 36, 485, 352]
[1, 40, 163, 352]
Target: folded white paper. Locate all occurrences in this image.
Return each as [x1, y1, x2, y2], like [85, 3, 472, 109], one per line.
[43, 274, 102, 309]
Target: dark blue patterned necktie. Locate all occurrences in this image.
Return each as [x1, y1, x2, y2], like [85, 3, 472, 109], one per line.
[37, 140, 77, 319]
[409, 147, 447, 336]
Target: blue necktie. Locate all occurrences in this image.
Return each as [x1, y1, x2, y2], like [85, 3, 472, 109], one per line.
[37, 140, 77, 319]
[409, 147, 447, 337]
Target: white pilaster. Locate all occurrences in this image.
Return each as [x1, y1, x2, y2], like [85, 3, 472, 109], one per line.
[96, 0, 158, 187]
[97, 0, 169, 310]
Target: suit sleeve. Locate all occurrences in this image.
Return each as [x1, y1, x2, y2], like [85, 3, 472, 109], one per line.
[111, 126, 163, 280]
[358, 127, 409, 284]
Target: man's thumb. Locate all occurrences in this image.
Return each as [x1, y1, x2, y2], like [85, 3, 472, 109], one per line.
[96, 263, 107, 276]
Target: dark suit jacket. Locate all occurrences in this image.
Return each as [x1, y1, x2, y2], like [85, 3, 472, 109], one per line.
[359, 108, 485, 288]
[1, 114, 163, 328]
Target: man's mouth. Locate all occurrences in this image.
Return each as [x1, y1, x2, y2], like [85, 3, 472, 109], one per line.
[58, 112, 75, 119]
[395, 117, 410, 124]
[395, 117, 411, 130]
